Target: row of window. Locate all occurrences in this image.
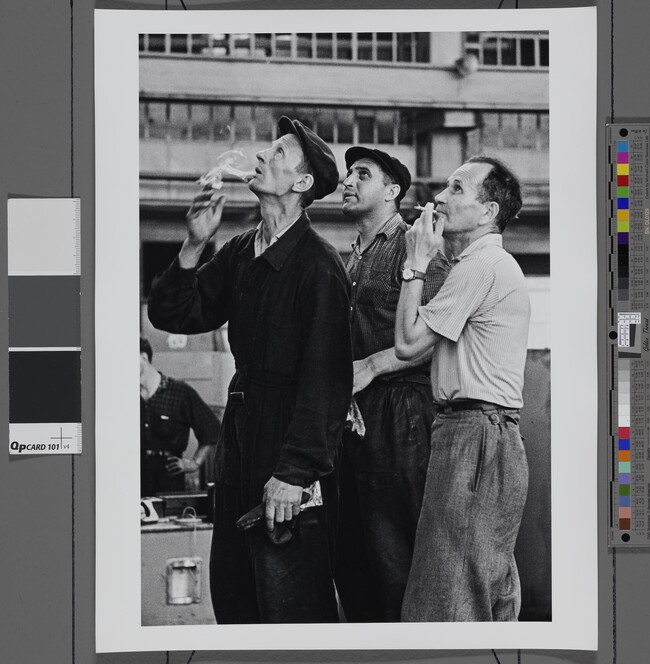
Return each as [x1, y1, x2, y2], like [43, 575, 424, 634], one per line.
[140, 101, 414, 145]
[139, 33, 430, 64]
[139, 32, 549, 69]
[464, 32, 549, 68]
[139, 100, 550, 152]
[479, 112, 550, 150]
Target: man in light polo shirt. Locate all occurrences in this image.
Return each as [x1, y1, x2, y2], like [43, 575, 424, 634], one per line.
[395, 156, 531, 622]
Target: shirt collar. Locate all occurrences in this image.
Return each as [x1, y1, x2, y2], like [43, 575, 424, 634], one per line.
[158, 373, 170, 391]
[454, 232, 503, 262]
[257, 212, 311, 271]
[350, 212, 403, 255]
[254, 214, 302, 257]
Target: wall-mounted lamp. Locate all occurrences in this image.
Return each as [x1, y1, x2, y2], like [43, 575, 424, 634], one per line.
[454, 53, 480, 78]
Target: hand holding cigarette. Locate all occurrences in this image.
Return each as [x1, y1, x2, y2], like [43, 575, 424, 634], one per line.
[405, 202, 445, 269]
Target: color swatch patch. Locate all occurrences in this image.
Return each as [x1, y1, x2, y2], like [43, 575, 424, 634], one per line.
[7, 199, 82, 455]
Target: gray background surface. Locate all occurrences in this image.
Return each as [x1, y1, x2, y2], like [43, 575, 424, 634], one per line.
[0, 0, 643, 662]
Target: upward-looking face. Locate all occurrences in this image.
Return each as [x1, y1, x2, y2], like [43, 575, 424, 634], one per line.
[342, 158, 399, 218]
[249, 133, 308, 198]
[434, 161, 495, 236]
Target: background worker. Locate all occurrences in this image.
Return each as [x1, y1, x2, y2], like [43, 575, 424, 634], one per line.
[140, 336, 219, 496]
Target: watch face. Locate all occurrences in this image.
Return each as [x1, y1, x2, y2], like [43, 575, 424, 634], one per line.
[402, 268, 414, 281]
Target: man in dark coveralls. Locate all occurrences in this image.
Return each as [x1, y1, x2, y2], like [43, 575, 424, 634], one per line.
[148, 117, 352, 624]
[334, 147, 449, 622]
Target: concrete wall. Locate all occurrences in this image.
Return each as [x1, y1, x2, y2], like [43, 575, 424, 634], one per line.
[140, 56, 549, 111]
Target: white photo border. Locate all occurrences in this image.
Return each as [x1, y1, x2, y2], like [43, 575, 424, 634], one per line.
[95, 7, 598, 653]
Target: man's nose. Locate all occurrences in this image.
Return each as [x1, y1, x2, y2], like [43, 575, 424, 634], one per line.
[434, 189, 447, 204]
[255, 149, 267, 163]
[343, 173, 354, 187]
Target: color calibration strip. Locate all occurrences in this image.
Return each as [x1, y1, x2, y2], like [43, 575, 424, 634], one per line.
[607, 124, 650, 546]
[8, 199, 82, 455]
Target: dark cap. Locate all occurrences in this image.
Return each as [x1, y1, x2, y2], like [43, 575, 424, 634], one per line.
[278, 116, 339, 200]
[345, 147, 412, 204]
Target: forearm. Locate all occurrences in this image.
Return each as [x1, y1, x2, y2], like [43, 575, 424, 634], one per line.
[192, 444, 212, 468]
[178, 237, 209, 270]
[395, 280, 438, 360]
[365, 345, 433, 378]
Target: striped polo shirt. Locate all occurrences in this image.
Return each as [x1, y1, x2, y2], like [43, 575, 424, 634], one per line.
[418, 233, 531, 408]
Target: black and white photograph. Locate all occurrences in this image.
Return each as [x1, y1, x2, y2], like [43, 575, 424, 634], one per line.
[95, 8, 597, 652]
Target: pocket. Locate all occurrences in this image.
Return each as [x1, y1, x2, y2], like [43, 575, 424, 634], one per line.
[472, 425, 487, 493]
[263, 321, 300, 378]
[358, 268, 395, 307]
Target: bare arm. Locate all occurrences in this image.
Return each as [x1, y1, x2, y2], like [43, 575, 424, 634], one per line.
[395, 207, 445, 360]
[353, 346, 434, 394]
[178, 191, 227, 269]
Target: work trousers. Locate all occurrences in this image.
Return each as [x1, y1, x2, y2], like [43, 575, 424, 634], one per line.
[401, 406, 529, 622]
[209, 480, 340, 624]
[335, 381, 434, 622]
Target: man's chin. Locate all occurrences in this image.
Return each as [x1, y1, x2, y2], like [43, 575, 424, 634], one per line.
[341, 201, 359, 217]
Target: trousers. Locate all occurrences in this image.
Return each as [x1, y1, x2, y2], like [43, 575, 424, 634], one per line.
[401, 406, 529, 622]
[209, 480, 339, 624]
[335, 380, 434, 622]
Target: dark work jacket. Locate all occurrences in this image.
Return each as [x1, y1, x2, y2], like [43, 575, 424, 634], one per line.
[148, 213, 353, 509]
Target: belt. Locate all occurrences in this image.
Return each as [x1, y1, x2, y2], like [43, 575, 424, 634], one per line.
[436, 399, 513, 413]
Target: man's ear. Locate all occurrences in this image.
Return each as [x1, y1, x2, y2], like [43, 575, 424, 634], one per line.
[385, 183, 401, 203]
[479, 200, 499, 226]
[292, 172, 315, 194]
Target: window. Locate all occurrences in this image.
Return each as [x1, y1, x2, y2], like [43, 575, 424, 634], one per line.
[296, 33, 313, 58]
[376, 33, 393, 62]
[275, 33, 292, 58]
[145, 102, 167, 139]
[253, 106, 274, 142]
[357, 33, 373, 61]
[233, 106, 253, 141]
[147, 34, 166, 53]
[336, 33, 353, 60]
[397, 33, 413, 63]
[254, 34, 272, 57]
[464, 32, 549, 69]
[336, 109, 354, 143]
[190, 34, 210, 54]
[414, 33, 430, 63]
[169, 103, 190, 140]
[316, 33, 333, 59]
[357, 112, 374, 143]
[190, 104, 211, 140]
[232, 33, 252, 56]
[213, 104, 232, 141]
[317, 109, 336, 143]
[140, 100, 416, 148]
[478, 112, 549, 151]
[139, 32, 434, 64]
[170, 34, 189, 54]
[376, 110, 396, 144]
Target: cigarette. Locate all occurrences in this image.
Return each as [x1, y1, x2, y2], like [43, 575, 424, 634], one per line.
[414, 203, 440, 219]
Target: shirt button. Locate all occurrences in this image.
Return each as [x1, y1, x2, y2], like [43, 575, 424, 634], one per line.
[352, 281, 357, 286]
[350, 306, 353, 311]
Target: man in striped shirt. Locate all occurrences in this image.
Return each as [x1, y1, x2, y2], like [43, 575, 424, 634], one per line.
[395, 156, 531, 622]
[335, 147, 449, 622]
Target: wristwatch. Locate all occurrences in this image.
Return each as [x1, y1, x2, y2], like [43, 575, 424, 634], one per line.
[401, 267, 426, 282]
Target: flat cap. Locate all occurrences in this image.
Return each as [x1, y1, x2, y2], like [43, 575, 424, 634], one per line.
[278, 116, 339, 200]
[345, 146, 412, 204]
